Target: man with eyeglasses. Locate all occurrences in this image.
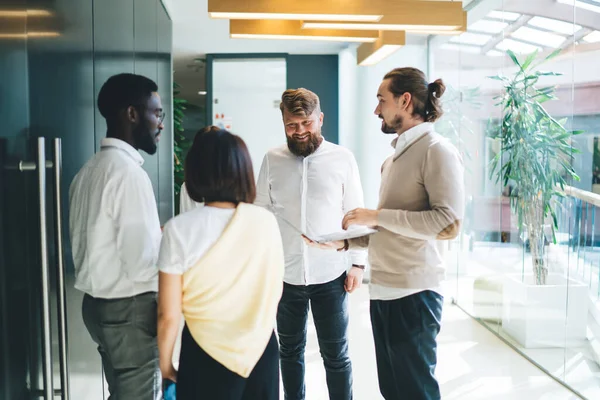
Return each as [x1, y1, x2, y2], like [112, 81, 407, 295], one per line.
[69, 73, 165, 399]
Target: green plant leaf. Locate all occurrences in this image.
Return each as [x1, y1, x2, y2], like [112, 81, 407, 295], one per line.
[521, 50, 539, 71]
[486, 48, 586, 279]
[536, 71, 562, 76]
[537, 86, 556, 95]
[545, 48, 562, 62]
[506, 50, 522, 69]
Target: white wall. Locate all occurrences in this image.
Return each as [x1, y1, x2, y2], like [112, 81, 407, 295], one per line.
[338, 47, 359, 153]
[339, 45, 430, 208]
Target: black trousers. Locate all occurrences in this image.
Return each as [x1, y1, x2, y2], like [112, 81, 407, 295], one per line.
[370, 290, 444, 400]
[177, 325, 280, 400]
[277, 272, 352, 400]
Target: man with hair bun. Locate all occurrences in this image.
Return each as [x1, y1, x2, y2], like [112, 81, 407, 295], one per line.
[307, 68, 465, 400]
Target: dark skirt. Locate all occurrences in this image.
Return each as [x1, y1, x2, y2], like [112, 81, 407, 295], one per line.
[177, 325, 280, 400]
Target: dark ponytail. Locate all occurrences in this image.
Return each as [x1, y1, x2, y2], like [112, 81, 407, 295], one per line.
[425, 78, 446, 122]
[383, 68, 446, 123]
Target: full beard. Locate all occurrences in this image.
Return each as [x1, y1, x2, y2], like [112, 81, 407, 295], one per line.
[287, 131, 323, 157]
[134, 121, 158, 155]
[380, 114, 403, 135]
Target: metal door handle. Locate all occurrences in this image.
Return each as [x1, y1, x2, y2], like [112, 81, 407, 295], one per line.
[3, 160, 53, 171]
[37, 137, 54, 400]
[53, 138, 70, 400]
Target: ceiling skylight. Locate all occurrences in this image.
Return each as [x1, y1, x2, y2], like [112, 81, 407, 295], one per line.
[512, 26, 567, 47]
[486, 10, 521, 21]
[528, 16, 582, 35]
[440, 43, 482, 54]
[468, 19, 509, 34]
[486, 50, 505, 57]
[496, 38, 543, 54]
[450, 32, 493, 46]
[582, 30, 600, 42]
[557, 0, 600, 14]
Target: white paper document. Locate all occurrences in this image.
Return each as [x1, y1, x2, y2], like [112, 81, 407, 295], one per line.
[277, 216, 377, 244]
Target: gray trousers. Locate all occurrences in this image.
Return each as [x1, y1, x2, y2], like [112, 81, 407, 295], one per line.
[82, 292, 161, 400]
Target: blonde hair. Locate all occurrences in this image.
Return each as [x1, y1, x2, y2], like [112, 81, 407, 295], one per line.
[280, 88, 321, 117]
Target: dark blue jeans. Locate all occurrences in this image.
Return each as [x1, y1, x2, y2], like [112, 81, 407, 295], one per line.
[370, 290, 443, 400]
[277, 272, 352, 400]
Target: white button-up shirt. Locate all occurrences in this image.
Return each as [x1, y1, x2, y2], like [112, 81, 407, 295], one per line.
[256, 140, 367, 285]
[69, 138, 162, 299]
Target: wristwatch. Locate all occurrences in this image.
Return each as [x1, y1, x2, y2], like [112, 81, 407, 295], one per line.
[352, 264, 365, 270]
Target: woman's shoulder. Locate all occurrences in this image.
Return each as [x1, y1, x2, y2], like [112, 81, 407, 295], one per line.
[239, 203, 278, 224]
[167, 206, 232, 233]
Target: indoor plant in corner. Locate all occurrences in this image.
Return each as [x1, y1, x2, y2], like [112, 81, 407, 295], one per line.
[489, 49, 588, 348]
[173, 81, 189, 215]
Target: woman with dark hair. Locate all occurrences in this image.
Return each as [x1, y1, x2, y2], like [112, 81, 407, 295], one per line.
[157, 128, 284, 399]
[178, 125, 221, 213]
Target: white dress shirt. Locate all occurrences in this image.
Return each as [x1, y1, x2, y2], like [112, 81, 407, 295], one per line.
[256, 140, 367, 285]
[369, 122, 444, 301]
[69, 138, 162, 299]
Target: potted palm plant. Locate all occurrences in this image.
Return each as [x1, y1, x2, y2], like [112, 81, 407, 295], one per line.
[489, 49, 588, 348]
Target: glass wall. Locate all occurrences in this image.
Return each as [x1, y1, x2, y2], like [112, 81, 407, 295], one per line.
[431, 1, 600, 398]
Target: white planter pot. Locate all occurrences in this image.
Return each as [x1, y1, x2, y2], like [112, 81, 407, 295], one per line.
[502, 273, 588, 348]
[473, 276, 503, 323]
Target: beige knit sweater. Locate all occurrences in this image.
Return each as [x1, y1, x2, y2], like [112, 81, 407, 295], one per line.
[350, 130, 464, 288]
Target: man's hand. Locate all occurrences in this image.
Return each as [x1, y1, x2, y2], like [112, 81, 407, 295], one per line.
[302, 235, 345, 251]
[342, 208, 379, 230]
[345, 266, 364, 293]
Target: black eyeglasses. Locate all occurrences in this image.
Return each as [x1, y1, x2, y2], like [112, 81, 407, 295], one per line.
[134, 105, 165, 124]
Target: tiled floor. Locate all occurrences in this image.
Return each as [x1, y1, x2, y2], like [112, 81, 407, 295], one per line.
[294, 285, 581, 400]
[65, 279, 581, 399]
[449, 242, 600, 399]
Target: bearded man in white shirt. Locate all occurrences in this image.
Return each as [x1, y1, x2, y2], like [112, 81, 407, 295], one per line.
[256, 88, 366, 400]
[69, 73, 165, 399]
